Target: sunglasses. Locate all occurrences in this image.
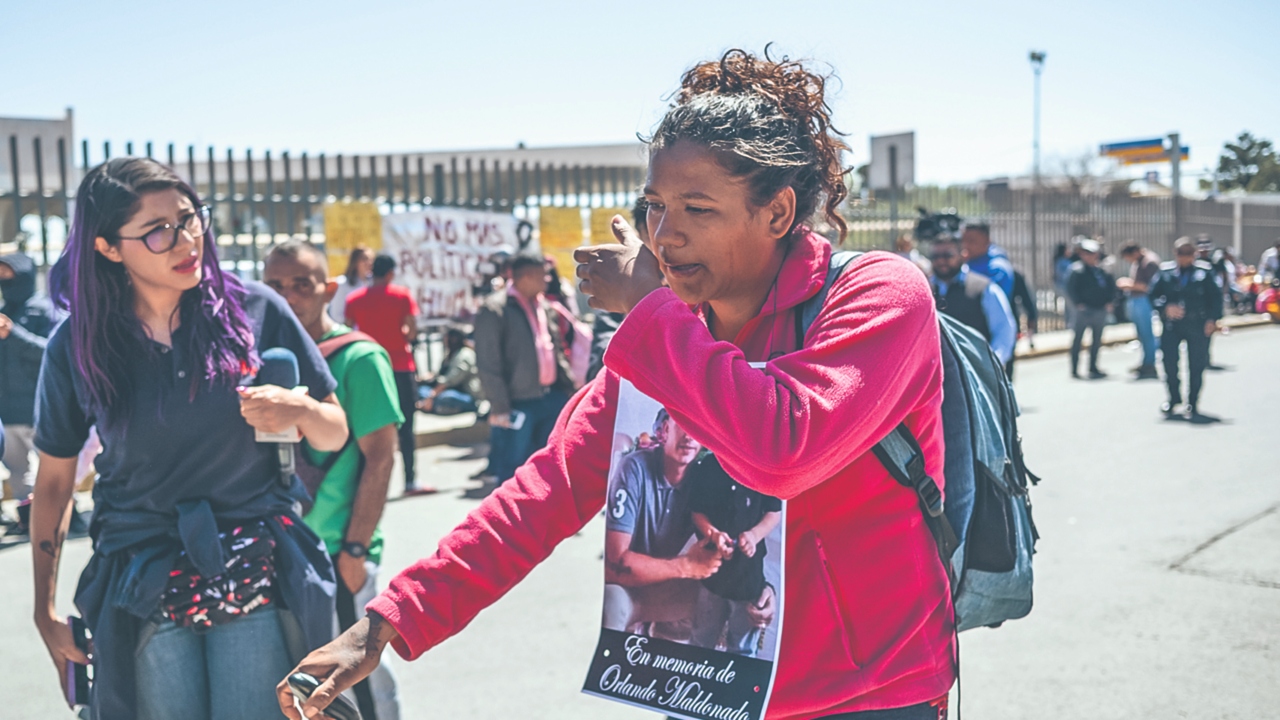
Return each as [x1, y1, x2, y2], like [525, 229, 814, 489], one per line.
[115, 205, 211, 254]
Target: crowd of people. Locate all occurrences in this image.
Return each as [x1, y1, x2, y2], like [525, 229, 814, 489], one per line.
[0, 47, 1277, 720]
[900, 224, 1270, 419]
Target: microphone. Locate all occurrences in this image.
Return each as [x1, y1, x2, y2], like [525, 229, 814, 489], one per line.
[255, 348, 302, 487]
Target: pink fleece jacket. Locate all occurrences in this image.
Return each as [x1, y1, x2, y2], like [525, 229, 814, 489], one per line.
[368, 233, 955, 718]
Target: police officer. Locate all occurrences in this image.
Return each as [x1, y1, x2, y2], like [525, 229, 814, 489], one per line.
[1149, 237, 1223, 419]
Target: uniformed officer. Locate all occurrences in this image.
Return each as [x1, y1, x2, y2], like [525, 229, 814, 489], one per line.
[1149, 237, 1224, 419]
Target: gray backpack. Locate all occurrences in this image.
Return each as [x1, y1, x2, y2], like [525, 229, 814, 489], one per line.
[797, 251, 1040, 632]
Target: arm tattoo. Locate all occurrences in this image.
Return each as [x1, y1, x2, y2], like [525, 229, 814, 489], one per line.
[606, 559, 632, 576]
[38, 530, 65, 560]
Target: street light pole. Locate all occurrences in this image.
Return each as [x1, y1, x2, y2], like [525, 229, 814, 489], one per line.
[1029, 50, 1046, 301]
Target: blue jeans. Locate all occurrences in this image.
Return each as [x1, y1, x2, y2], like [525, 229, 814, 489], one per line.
[430, 389, 478, 416]
[135, 606, 294, 720]
[1127, 295, 1157, 367]
[492, 389, 569, 482]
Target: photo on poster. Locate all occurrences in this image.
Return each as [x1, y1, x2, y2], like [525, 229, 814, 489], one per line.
[582, 379, 785, 720]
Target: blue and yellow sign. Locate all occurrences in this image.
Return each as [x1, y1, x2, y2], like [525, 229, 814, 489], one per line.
[1100, 138, 1189, 166]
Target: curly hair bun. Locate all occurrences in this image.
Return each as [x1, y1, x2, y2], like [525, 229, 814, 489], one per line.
[652, 47, 850, 241]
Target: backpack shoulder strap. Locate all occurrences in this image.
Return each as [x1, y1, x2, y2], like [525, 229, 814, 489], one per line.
[791, 249, 959, 583]
[794, 250, 863, 348]
[317, 331, 378, 359]
[307, 331, 377, 472]
[872, 423, 960, 584]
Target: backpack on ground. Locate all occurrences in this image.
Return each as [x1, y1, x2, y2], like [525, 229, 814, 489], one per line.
[797, 251, 1041, 632]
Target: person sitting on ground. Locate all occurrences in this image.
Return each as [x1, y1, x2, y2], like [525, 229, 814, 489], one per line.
[928, 233, 1017, 366]
[686, 451, 781, 656]
[418, 327, 483, 416]
[1066, 238, 1116, 379]
[263, 239, 404, 720]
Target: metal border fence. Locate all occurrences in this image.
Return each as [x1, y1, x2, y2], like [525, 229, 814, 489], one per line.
[1, 136, 647, 278]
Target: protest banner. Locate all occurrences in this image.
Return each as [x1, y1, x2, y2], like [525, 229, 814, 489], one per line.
[382, 206, 533, 322]
[539, 206, 586, 278]
[322, 201, 382, 270]
[583, 377, 784, 720]
[589, 207, 632, 244]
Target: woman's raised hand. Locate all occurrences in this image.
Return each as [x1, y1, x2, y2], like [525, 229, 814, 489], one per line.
[573, 215, 664, 314]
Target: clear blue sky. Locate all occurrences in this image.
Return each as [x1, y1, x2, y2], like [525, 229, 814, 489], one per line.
[4, 0, 1277, 186]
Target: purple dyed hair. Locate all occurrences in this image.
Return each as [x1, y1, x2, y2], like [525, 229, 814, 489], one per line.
[49, 157, 258, 419]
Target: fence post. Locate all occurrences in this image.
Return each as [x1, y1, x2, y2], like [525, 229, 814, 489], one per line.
[8, 135, 21, 248]
[283, 151, 294, 236]
[417, 157, 426, 206]
[450, 157, 459, 206]
[433, 163, 446, 206]
[226, 148, 238, 252]
[246, 148, 258, 278]
[264, 150, 275, 242]
[301, 152, 312, 238]
[1169, 132, 1182, 239]
[205, 146, 217, 229]
[32, 137, 49, 266]
[57, 138, 69, 263]
[465, 158, 474, 207]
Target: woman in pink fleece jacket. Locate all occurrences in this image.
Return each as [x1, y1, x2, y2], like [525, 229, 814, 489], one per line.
[280, 49, 954, 720]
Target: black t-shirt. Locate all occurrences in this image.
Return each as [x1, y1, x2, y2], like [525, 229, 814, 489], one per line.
[686, 452, 781, 602]
[34, 281, 337, 516]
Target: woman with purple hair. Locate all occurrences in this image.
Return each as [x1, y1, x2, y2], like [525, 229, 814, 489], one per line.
[29, 157, 349, 720]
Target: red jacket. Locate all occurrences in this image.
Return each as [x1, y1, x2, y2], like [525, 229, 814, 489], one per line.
[368, 233, 955, 718]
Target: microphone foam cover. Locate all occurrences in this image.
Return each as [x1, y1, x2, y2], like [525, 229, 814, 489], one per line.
[256, 347, 300, 388]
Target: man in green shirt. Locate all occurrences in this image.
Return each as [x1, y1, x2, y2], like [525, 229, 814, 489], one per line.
[264, 240, 402, 720]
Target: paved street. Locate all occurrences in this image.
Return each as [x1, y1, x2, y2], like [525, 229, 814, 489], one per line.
[1, 325, 1276, 719]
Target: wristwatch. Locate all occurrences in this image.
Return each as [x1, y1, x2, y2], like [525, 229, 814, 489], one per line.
[340, 541, 368, 558]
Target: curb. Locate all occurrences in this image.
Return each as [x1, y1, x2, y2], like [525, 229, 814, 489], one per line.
[411, 316, 1277, 449]
[1015, 315, 1275, 361]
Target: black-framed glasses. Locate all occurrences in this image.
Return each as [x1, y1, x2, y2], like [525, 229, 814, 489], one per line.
[116, 205, 211, 254]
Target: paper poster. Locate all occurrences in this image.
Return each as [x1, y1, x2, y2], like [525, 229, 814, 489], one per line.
[583, 379, 785, 720]
[589, 207, 632, 244]
[322, 201, 382, 270]
[381, 206, 533, 321]
[539, 206, 586, 279]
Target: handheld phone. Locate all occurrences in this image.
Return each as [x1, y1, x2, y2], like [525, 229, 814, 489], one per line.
[65, 616, 92, 708]
[509, 410, 527, 432]
[286, 672, 362, 720]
